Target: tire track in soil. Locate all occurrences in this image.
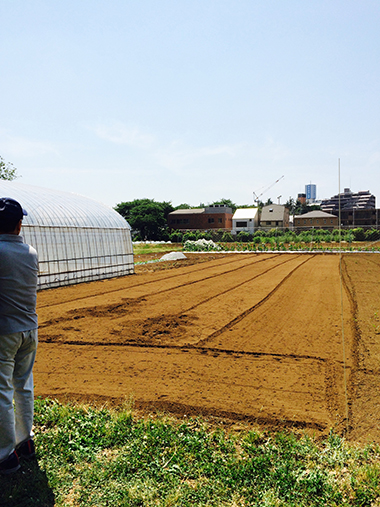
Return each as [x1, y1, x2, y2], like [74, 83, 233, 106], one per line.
[341, 254, 380, 442]
[199, 255, 355, 434]
[359, 254, 380, 269]
[33, 253, 373, 436]
[195, 254, 314, 347]
[340, 255, 361, 436]
[37, 254, 287, 330]
[37, 255, 278, 327]
[35, 342, 329, 430]
[37, 255, 335, 428]
[38, 254, 277, 309]
[38, 255, 306, 346]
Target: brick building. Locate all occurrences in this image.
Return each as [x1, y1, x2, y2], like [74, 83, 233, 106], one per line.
[294, 210, 338, 230]
[168, 205, 233, 231]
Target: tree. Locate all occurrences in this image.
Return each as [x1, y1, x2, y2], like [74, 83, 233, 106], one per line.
[210, 198, 237, 213]
[285, 197, 296, 215]
[114, 199, 174, 241]
[0, 156, 19, 180]
[174, 203, 192, 210]
[285, 197, 321, 215]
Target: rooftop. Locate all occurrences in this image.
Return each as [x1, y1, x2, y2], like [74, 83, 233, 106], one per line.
[232, 208, 259, 219]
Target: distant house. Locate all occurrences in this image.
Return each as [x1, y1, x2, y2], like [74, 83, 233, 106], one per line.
[168, 205, 233, 231]
[260, 204, 289, 229]
[232, 208, 259, 234]
[293, 210, 338, 229]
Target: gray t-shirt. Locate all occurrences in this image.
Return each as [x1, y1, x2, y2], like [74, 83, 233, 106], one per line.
[0, 234, 38, 335]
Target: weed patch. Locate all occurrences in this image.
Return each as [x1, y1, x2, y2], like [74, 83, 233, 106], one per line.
[1, 399, 380, 506]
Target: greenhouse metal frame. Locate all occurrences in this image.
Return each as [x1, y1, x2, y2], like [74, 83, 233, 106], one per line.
[0, 181, 134, 290]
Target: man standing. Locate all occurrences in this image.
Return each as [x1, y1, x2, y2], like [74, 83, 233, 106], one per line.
[0, 198, 38, 475]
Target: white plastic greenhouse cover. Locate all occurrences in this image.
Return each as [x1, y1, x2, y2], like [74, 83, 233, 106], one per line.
[0, 181, 134, 289]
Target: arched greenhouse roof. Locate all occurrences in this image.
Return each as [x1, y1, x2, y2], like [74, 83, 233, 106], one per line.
[0, 181, 130, 229]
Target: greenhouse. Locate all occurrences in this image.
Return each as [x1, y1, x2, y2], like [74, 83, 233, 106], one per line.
[0, 181, 134, 290]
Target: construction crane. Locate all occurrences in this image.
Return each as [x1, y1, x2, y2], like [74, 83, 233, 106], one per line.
[253, 175, 284, 204]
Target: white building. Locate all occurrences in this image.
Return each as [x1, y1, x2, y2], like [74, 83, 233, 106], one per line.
[232, 208, 259, 234]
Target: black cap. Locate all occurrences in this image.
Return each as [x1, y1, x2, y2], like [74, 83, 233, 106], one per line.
[0, 197, 28, 221]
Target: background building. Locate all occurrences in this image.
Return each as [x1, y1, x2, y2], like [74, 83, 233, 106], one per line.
[305, 184, 317, 203]
[260, 204, 289, 228]
[321, 188, 376, 214]
[298, 193, 306, 204]
[339, 208, 380, 228]
[168, 205, 233, 231]
[294, 210, 338, 229]
[232, 208, 259, 234]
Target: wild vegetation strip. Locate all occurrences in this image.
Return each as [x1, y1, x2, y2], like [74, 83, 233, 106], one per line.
[1, 399, 380, 507]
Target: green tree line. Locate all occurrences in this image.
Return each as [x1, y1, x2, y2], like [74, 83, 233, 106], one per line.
[114, 196, 323, 241]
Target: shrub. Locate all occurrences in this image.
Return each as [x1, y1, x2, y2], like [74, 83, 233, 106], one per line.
[284, 231, 296, 242]
[332, 229, 342, 240]
[182, 231, 197, 242]
[196, 231, 212, 241]
[237, 231, 252, 243]
[299, 233, 312, 243]
[160, 230, 170, 241]
[365, 228, 380, 241]
[169, 231, 183, 243]
[313, 229, 329, 239]
[221, 232, 234, 242]
[344, 230, 354, 243]
[352, 228, 366, 241]
[209, 229, 223, 242]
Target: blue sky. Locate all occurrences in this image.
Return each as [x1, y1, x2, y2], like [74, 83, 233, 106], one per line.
[1, 0, 379, 208]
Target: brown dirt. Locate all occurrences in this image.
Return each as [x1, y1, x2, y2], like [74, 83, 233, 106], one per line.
[34, 252, 380, 442]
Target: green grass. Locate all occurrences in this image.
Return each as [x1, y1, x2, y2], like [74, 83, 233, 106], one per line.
[133, 243, 183, 256]
[1, 399, 380, 506]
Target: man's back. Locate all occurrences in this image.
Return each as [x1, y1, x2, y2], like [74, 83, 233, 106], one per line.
[0, 234, 38, 335]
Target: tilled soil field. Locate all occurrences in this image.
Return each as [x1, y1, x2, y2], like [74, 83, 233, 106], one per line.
[34, 252, 380, 442]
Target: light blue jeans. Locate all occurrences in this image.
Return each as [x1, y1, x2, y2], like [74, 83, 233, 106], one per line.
[0, 329, 37, 462]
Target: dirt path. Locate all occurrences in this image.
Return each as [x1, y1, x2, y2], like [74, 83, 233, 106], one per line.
[34, 252, 380, 441]
[341, 254, 380, 442]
